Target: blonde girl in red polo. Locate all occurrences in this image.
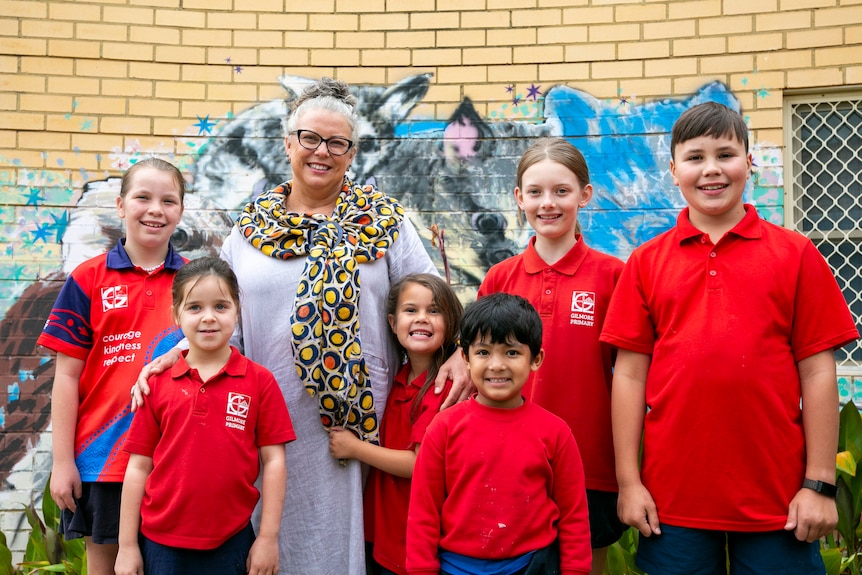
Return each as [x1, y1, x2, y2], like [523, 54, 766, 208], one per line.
[478, 138, 626, 575]
[328, 273, 463, 575]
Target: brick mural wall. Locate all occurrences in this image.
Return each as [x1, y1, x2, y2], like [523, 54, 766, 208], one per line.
[2, 0, 861, 554]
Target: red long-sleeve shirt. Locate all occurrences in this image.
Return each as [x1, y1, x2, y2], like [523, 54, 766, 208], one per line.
[407, 398, 591, 575]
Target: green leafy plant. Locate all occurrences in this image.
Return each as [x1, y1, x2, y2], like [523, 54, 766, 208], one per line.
[823, 400, 862, 575]
[0, 478, 86, 575]
[605, 527, 645, 574]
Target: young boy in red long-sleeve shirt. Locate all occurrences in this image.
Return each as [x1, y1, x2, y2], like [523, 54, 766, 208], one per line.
[407, 293, 592, 575]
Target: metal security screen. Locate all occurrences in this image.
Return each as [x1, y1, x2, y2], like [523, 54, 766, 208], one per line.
[785, 94, 862, 366]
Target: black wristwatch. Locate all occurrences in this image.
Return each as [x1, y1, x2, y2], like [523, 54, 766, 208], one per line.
[802, 478, 838, 498]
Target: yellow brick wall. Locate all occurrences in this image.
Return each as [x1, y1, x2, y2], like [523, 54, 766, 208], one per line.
[2, 1, 859, 159]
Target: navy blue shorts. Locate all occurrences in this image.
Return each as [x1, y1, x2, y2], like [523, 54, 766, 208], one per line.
[635, 524, 824, 575]
[440, 541, 560, 575]
[139, 522, 255, 575]
[587, 489, 627, 548]
[59, 481, 122, 544]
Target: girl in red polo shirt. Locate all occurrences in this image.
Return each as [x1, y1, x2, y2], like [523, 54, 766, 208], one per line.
[116, 257, 295, 575]
[328, 273, 462, 575]
[478, 138, 626, 575]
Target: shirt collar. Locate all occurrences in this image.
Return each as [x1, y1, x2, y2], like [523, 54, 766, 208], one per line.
[674, 204, 763, 244]
[106, 239, 185, 271]
[395, 363, 427, 389]
[522, 234, 590, 276]
[170, 346, 249, 380]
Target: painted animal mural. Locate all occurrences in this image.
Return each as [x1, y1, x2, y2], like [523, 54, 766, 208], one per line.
[1, 76, 757, 533]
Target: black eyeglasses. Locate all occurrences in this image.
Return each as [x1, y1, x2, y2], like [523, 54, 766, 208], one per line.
[291, 129, 354, 156]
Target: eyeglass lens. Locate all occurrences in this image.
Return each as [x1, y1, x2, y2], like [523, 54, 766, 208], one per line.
[296, 130, 352, 156]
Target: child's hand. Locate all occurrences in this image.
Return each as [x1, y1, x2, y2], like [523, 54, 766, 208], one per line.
[328, 427, 359, 460]
[246, 533, 279, 575]
[114, 544, 145, 575]
[785, 487, 838, 542]
[50, 461, 81, 512]
[617, 482, 661, 537]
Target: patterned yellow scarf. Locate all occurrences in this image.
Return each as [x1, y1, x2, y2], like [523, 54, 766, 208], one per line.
[236, 178, 404, 444]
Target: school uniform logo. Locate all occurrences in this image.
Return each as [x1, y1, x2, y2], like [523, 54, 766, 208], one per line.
[225, 392, 251, 431]
[570, 291, 596, 327]
[101, 285, 128, 312]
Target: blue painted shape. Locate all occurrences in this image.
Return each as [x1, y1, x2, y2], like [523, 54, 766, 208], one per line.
[541, 81, 743, 257]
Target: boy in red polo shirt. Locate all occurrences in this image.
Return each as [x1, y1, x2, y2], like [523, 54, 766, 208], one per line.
[601, 102, 859, 575]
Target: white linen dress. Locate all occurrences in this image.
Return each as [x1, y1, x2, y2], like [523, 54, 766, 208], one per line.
[222, 215, 437, 575]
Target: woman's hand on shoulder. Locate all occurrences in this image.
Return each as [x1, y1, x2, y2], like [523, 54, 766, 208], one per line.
[435, 349, 474, 410]
[130, 347, 182, 412]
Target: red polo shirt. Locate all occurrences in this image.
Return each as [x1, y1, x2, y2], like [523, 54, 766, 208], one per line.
[364, 363, 451, 575]
[601, 205, 859, 530]
[124, 347, 296, 549]
[479, 236, 623, 492]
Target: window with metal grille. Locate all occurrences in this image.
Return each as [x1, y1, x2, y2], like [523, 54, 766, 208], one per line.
[784, 93, 862, 367]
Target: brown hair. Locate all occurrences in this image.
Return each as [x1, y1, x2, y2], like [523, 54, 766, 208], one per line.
[670, 101, 749, 158]
[516, 137, 590, 190]
[386, 273, 463, 423]
[120, 157, 185, 202]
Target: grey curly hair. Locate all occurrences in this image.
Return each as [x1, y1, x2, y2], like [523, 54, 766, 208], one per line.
[284, 77, 359, 139]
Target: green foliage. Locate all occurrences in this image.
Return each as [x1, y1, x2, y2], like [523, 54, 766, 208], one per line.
[823, 400, 862, 575]
[605, 527, 645, 575]
[0, 479, 86, 575]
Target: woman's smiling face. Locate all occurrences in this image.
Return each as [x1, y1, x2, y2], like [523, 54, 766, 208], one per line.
[285, 108, 357, 201]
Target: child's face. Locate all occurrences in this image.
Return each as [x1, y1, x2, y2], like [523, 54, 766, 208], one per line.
[464, 334, 544, 409]
[515, 158, 592, 243]
[670, 134, 752, 225]
[174, 275, 238, 355]
[388, 282, 446, 363]
[116, 167, 184, 252]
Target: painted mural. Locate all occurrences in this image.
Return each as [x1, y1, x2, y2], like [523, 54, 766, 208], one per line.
[0, 76, 782, 543]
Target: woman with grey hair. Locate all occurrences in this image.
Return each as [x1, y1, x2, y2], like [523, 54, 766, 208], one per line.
[134, 77, 468, 575]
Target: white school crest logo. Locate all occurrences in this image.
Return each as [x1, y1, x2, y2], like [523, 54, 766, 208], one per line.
[571, 291, 595, 314]
[101, 285, 128, 312]
[570, 291, 596, 327]
[225, 392, 251, 431]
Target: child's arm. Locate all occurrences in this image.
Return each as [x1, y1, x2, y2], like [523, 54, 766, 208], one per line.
[784, 349, 840, 543]
[50, 353, 84, 512]
[328, 427, 417, 478]
[246, 444, 287, 575]
[115, 454, 154, 575]
[611, 349, 661, 537]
